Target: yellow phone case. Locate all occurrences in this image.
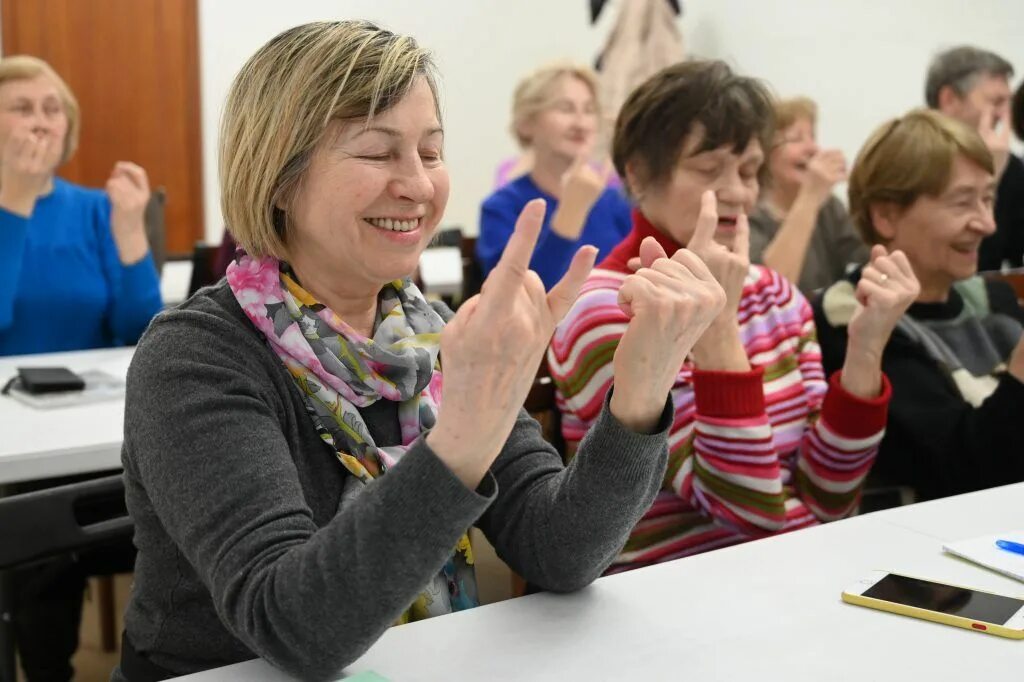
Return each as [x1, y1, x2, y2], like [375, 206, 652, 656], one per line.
[842, 572, 1024, 640]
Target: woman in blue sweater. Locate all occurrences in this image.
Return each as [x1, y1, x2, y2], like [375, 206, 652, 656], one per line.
[478, 63, 632, 290]
[0, 55, 161, 682]
[0, 55, 161, 357]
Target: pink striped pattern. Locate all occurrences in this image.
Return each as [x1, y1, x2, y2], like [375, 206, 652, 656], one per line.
[549, 255, 890, 573]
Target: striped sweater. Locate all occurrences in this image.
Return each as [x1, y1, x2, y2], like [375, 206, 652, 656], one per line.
[548, 211, 892, 572]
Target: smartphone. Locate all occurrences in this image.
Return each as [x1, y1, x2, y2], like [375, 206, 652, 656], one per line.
[842, 570, 1024, 639]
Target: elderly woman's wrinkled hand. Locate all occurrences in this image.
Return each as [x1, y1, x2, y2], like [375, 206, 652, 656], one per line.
[609, 234, 727, 433]
[840, 244, 920, 398]
[849, 245, 920, 354]
[427, 198, 596, 488]
[0, 128, 55, 216]
[106, 161, 152, 264]
[685, 190, 752, 372]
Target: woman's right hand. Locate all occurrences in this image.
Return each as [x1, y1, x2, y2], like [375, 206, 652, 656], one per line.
[800, 148, 847, 205]
[609, 235, 727, 433]
[0, 128, 55, 216]
[550, 157, 611, 240]
[687, 191, 752, 371]
[427, 198, 597, 488]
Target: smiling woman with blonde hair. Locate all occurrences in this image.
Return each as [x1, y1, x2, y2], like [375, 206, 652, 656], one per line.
[478, 61, 632, 291]
[114, 20, 727, 679]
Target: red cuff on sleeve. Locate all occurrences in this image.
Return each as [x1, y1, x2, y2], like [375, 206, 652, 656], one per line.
[821, 370, 892, 439]
[692, 367, 766, 418]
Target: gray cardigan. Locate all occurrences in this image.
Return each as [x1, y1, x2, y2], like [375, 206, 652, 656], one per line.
[749, 195, 870, 294]
[113, 281, 669, 680]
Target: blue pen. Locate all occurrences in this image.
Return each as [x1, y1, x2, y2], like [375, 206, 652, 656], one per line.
[995, 539, 1024, 556]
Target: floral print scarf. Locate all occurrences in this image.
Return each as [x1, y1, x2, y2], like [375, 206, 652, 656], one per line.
[227, 251, 478, 622]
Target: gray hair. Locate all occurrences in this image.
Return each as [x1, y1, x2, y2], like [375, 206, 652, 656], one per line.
[925, 46, 1014, 108]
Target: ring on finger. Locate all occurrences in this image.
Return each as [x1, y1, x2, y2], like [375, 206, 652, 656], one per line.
[878, 273, 889, 284]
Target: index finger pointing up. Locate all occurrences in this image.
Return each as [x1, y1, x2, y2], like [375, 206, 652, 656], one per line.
[687, 190, 718, 250]
[490, 198, 546, 291]
[732, 213, 750, 258]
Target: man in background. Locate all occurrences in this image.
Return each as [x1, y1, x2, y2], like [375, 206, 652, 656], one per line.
[926, 46, 1022, 271]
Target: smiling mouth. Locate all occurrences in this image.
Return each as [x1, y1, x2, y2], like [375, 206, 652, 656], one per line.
[365, 217, 422, 233]
[718, 216, 738, 229]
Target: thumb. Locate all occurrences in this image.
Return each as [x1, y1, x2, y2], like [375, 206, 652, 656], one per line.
[870, 243, 888, 263]
[547, 245, 598, 320]
[639, 236, 667, 268]
[446, 293, 481, 336]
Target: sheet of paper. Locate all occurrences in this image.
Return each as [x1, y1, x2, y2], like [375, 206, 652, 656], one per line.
[943, 530, 1024, 583]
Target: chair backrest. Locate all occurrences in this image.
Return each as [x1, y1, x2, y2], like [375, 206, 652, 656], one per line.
[459, 235, 484, 305]
[144, 187, 168, 275]
[187, 242, 221, 296]
[997, 273, 1024, 306]
[524, 361, 565, 458]
[0, 474, 132, 570]
[981, 269, 1024, 306]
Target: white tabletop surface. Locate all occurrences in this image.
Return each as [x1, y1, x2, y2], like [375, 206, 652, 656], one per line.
[179, 482, 1024, 681]
[0, 347, 133, 485]
[417, 247, 463, 297]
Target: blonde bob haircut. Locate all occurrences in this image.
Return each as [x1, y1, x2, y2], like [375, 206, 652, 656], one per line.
[220, 20, 439, 259]
[510, 62, 600, 148]
[0, 55, 80, 165]
[773, 96, 817, 134]
[848, 109, 993, 246]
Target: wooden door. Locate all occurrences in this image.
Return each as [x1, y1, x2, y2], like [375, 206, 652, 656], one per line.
[2, 0, 203, 256]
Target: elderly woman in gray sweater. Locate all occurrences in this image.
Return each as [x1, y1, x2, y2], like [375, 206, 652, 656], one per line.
[114, 20, 727, 681]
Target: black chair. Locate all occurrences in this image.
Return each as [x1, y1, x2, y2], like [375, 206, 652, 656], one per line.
[459, 234, 484, 306]
[858, 475, 916, 515]
[187, 242, 222, 297]
[0, 474, 132, 682]
[144, 187, 168, 275]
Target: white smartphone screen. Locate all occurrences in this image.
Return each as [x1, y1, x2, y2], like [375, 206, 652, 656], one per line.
[864, 574, 1024, 625]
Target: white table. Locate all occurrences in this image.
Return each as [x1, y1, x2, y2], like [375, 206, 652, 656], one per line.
[161, 259, 194, 307]
[0, 347, 133, 485]
[180, 483, 1024, 681]
[417, 246, 463, 298]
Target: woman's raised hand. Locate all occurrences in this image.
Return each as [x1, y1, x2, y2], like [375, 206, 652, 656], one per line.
[428, 199, 596, 487]
[106, 161, 152, 265]
[610, 233, 727, 433]
[0, 128, 55, 216]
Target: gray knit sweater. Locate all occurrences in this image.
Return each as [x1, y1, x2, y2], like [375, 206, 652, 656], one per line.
[112, 281, 669, 680]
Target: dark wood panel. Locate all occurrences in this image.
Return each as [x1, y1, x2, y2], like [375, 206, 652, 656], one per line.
[3, 0, 204, 255]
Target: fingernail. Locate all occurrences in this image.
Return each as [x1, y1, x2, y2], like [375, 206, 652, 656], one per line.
[527, 198, 546, 215]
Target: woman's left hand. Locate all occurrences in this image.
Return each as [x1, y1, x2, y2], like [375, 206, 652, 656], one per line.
[842, 244, 920, 397]
[106, 161, 151, 264]
[686, 191, 752, 371]
[427, 199, 596, 488]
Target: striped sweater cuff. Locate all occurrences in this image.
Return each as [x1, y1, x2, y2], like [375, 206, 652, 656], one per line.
[821, 370, 892, 438]
[691, 367, 766, 418]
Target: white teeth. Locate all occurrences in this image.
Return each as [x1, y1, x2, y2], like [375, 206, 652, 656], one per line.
[367, 217, 418, 232]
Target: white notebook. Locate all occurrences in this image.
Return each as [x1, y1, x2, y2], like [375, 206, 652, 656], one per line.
[943, 530, 1024, 583]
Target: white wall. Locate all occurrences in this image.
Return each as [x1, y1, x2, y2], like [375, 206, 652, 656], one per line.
[198, 0, 1024, 243]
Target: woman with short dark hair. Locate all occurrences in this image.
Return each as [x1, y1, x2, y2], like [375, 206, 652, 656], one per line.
[115, 21, 727, 679]
[551, 60, 916, 572]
